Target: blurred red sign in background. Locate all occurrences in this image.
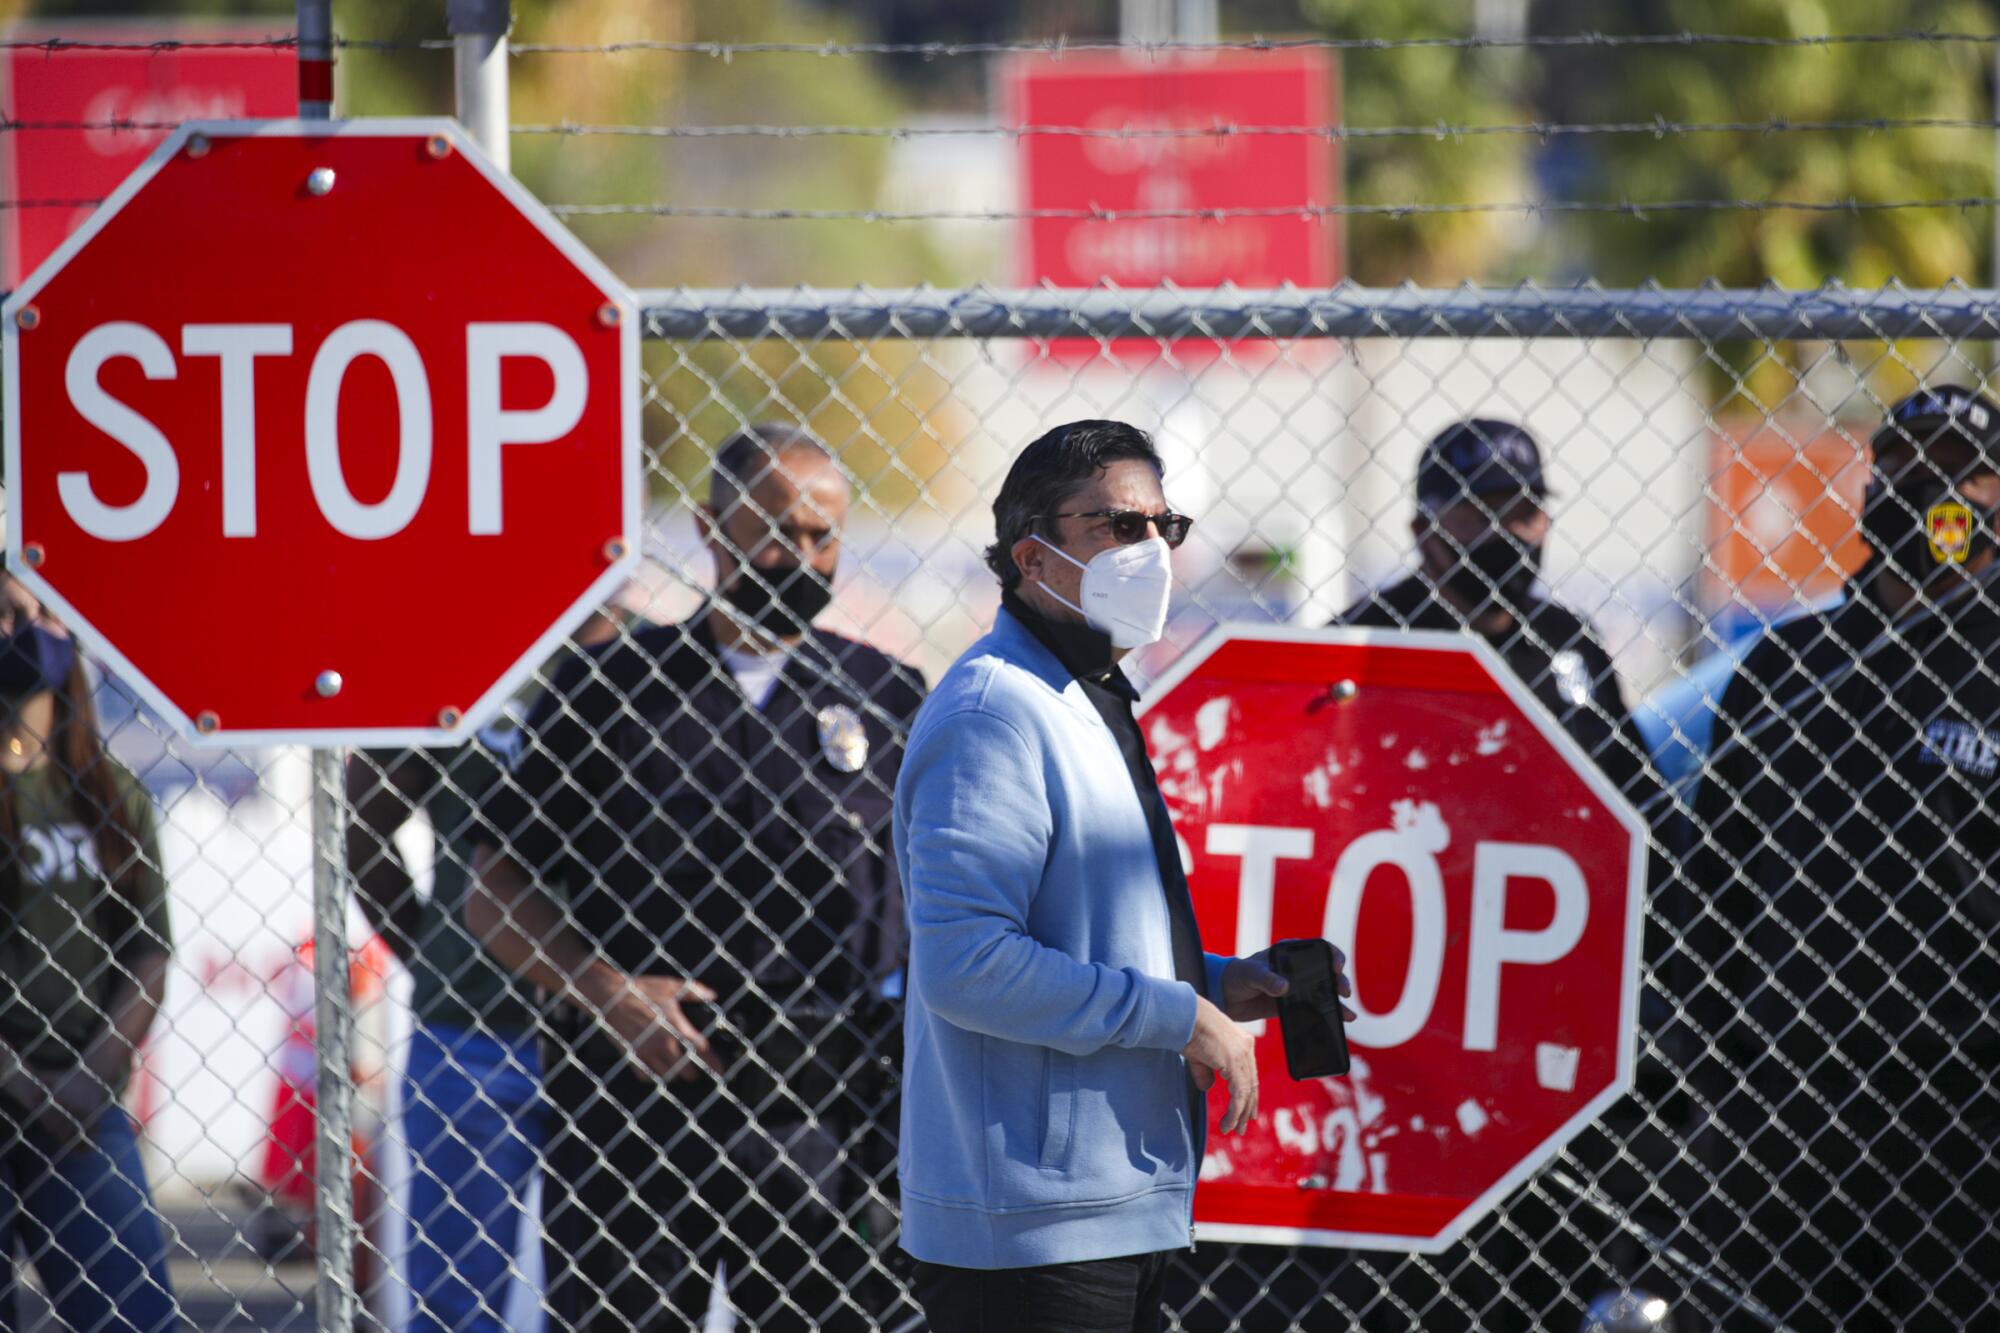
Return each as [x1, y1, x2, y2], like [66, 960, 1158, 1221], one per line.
[1004, 50, 1337, 288]
[1, 25, 295, 286]
[1002, 50, 1336, 364]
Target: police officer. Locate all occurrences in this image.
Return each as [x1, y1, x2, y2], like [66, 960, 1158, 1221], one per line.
[1688, 386, 2000, 1328]
[1337, 418, 1657, 802]
[468, 424, 925, 1332]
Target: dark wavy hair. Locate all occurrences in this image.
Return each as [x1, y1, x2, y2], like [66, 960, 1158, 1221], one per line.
[983, 420, 1164, 590]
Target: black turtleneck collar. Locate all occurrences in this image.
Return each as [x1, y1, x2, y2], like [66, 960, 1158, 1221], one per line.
[1001, 589, 1134, 699]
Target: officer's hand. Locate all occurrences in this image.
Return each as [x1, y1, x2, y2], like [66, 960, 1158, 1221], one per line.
[1182, 996, 1260, 1135]
[1219, 948, 1357, 1024]
[597, 973, 720, 1082]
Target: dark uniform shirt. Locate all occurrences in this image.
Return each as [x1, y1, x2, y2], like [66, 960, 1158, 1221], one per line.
[1337, 574, 1661, 807]
[1684, 575, 2000, 1328]
[483, 610, 925, 1332]
[1698, 575, 2000, 1074]
[0, 760, 169, 1072]
[1680, 586, 1894, 1051]
[481, 610, 926, 1019]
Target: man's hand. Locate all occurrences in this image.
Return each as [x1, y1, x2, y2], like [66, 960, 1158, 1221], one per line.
[587, 972, 721, 1082]
[1182, 996, 1260, 1135]
[1220, 947, 1357, 1024]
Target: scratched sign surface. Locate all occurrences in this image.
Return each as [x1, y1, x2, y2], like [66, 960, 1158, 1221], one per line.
[1139, 626, 1645, 1251]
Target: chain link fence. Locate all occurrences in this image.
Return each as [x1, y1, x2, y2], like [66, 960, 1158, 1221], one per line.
[5, 283, 1994, 1329]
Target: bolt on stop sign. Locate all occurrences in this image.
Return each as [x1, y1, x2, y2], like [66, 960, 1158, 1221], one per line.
[3, 119, 639, 746]
[1139, 626, 1645, 1251]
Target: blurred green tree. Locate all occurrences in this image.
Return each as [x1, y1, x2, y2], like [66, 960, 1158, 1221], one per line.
[1534, 0, 1998, 407]
[1294, 0, 1536, 282]
[0, 0, 959, 512]
[1535, 0, 1997, 289]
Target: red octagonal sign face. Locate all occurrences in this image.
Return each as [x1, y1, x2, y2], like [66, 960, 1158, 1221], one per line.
[3, 120, 638, 746]
[1140, 626, 1645, 1252]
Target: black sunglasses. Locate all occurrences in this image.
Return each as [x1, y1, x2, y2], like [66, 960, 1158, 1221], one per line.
[1039, 508, 1195, 549]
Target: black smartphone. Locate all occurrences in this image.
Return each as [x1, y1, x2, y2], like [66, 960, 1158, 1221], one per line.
[1269, 938, 1351, 1079]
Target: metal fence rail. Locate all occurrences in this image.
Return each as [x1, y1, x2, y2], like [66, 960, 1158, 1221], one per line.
[637, 284, 2000, 341]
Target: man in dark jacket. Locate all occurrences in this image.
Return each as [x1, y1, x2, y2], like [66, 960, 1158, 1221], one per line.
[468, 425, 926, 1332]
[1686, 385, 2000, 1328]
[1344, 419, 1682, 1328]
[1338, 419, 1658, 805]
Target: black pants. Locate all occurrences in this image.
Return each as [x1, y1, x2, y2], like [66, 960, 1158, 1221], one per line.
[542, 1048, 875, 1332]
[912, 1252, 1171, 1333]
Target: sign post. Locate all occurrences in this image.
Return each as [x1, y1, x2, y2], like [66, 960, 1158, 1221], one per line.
[1002, 48, 1336, 366]
[1140, 626, 1646, 1251]
[292, 7, 352, 1323]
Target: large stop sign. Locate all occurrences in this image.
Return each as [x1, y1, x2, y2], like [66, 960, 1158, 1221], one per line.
[2, 119, 638, 746]
[1140, 626, 1645, 1251]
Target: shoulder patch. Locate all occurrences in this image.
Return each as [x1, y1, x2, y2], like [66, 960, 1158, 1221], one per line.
[1919, 719, 2000, 778]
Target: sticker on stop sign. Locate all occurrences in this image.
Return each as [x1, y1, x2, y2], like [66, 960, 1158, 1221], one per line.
[1138, 626, 1645, 1252]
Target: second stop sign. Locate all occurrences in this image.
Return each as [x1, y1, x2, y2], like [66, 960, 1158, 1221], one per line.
[3, 119, 638, 747]
[1140, 626, 1645, 1252]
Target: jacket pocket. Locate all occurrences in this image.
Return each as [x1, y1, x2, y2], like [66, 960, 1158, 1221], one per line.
[1038, 1049, 1077, 1170]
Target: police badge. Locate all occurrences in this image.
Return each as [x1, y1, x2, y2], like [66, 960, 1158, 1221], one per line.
[817, 703, 869, 773]
[1926, 498, 1974, 565]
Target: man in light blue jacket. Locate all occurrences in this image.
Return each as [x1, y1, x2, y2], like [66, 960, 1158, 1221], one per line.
[895, 420, 1353, 1332]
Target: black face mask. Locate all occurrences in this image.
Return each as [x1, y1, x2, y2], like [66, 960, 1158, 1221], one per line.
[1860, 480, 1998, 584]
[0, 623, 75, 699]
[1442, 532, 1543, 607]
[723, 562, 834, 637]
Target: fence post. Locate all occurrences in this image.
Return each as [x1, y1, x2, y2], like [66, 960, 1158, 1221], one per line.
[295, 4, 357, 1328]
[296, 0, 334, 121]
[449, 0, 512, 171]
[309, 747, 358, 1329]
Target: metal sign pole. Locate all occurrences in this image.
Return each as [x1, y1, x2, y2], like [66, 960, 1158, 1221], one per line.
[309, 747, 358, 1329]
[450, 0, 512, 170]
[296, 4, 357, 1328]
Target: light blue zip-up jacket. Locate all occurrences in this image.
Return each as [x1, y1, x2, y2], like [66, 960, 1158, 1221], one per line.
[894, 608, 1231, 1269]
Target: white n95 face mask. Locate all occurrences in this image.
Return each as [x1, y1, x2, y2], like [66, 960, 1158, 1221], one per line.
[1032, 535, 1175, 648]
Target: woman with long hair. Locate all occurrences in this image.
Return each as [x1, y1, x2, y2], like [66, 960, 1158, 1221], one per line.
[0, 573, 176, 1331]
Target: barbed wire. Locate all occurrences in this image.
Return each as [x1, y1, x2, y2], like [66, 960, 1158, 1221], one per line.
[9, 115, 1996, 142]
[0, 198, 110, 210]
[547, 197, 2000, 222]
[8, 115, 1999, 142]
[6, 29, 2000, 58]
[0, 35, 410, 54]
[0, 119, 195, 133]
[504, 30, 2000, 57]
[512, 115, 2000, 142]
[0, 36, 299, 52]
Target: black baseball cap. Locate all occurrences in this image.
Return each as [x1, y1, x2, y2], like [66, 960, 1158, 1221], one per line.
[1414, 419, 1550, 512]
[1870, 384, 2000, 473]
